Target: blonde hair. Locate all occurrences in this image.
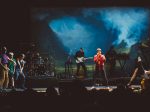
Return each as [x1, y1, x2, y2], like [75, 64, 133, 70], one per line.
[9, 52, 14, 56]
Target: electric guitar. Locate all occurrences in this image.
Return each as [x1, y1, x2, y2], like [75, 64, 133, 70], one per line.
[76, 57, 93, 63]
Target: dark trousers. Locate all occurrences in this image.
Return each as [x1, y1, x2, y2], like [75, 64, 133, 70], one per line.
[93, 67, 107, 85]
[65, 63, 72, 73]
[76, 62, 87, 77]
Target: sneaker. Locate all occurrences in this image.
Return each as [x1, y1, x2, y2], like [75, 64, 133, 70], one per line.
[91, 86, 95, 90]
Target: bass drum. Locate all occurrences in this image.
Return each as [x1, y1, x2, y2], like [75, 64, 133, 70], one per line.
[35, 64, 45, 76]
[34, 57, 44, 65]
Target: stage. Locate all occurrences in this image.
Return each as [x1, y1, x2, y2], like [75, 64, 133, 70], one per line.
[2, 85, 141, 94]
[1, 75, 142, 94]
[25, 75, 143, 88]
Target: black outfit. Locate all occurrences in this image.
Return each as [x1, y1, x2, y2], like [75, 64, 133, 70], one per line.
[134, 59, 145, 77]
[105, 47, 117, 76]
[65, 56, 73, 77]
[75, 50, 87, 78]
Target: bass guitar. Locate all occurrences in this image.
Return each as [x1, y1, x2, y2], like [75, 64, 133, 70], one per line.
[76, 57, 93, 63]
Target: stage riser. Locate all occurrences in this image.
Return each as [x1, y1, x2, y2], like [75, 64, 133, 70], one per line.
[25, 78, 58, 88]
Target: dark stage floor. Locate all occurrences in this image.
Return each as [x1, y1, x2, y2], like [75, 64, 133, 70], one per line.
[25, 75, 143, 88]
[2, 85, 141, 94]
[1, 75, 141, 93]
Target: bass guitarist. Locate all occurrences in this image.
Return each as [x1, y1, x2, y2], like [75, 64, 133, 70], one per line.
[75, 48, 87, 78]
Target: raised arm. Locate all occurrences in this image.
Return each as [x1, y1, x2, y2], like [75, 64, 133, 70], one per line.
[8, 57, 16, 65]
[145, 70, 150, 75]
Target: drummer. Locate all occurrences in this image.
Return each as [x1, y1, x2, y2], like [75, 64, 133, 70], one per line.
[34, 52, 43, 66]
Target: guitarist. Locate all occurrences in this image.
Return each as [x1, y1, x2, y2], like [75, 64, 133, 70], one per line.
[75, 48, 87, 78]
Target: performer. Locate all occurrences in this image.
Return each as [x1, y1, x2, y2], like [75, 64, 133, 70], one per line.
[105, 45, 117, 76]
[139, 37, 150, 69]
[75, 48, 87, 78]
[0, 46, 16, 92]
[65, 55, 73, 74]
[127, 56, 148, 87]
[94, 48, 107, 85]
[15, 54, 26, 89]
[8, 52, 16, 89]
[141, 70, 150, 90]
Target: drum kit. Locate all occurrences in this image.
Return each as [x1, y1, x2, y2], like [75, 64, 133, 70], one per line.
[26, 54, 55, 77]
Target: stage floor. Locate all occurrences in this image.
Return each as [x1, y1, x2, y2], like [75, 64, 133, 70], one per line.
[1, 76, 141, 93]
[2, 85, 141, 94]
[25, 76, 143, 88]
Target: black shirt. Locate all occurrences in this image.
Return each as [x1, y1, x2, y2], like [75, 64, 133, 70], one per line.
[75, 51, 84, 59]
[135, 59, 144, 76]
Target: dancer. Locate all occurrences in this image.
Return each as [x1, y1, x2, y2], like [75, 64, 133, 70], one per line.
[15, 54, 26, 89]
[0, 46, 16, 92]
[65, 55, 73, 77]
[8, 52, 16, 89]
[127, 56, 150, 89]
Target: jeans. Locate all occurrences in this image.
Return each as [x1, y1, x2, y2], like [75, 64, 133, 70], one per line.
[15, 69, 25, 88]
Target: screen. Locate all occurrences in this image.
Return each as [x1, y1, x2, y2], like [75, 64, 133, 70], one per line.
[30, 7, 150, 77]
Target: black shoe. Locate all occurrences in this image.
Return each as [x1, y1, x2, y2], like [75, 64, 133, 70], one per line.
[12, 87, 16, 91]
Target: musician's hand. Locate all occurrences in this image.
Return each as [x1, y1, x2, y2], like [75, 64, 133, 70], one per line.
[14, 62, 17, 66]
[20, 70, 23, 74]
[144, 70, 149, 74]
[6, 68, 10, 71]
